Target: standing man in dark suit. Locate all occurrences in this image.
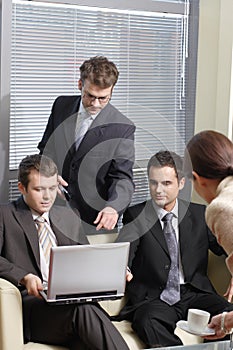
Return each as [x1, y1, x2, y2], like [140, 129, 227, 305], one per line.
[0, 154, 129, 350]
[116, 150, 233, 347]
[38, 56, 135, 233]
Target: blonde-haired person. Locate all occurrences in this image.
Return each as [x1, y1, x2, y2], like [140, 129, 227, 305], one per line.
[185, 130, 233, 339]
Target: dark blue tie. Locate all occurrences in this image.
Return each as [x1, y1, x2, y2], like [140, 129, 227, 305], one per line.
[160, 212, 180, 305]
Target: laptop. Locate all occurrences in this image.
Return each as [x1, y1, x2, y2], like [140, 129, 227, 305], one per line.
[40, 242, 130, 304]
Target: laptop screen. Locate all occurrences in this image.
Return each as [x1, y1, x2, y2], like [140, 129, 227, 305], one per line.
[43, 242, 130, 303]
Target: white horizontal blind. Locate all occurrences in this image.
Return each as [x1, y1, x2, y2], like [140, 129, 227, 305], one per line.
[10, 0, 197, 203]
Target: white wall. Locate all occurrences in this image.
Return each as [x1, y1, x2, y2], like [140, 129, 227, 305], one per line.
[191, 0, 233, 204]
[195, 0, 233, 138]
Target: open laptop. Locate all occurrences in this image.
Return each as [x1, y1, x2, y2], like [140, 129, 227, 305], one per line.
[40, 242, 130, 305]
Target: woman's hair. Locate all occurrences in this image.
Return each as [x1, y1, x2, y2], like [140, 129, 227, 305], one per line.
[186, 130, 233, 179]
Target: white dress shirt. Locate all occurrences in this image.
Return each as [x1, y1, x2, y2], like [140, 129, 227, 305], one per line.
[75, 102, 99, 149]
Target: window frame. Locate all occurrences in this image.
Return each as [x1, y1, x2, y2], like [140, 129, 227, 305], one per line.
[0, 0, 199, 203]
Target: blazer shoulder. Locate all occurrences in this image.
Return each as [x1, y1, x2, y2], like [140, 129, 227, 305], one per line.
[178, 199, 207, 221]
[0, 201, 22, 225]
[0, 203, 10, 218]
[0, 200, 18, 213]
[53, 95, 80, 109]
[54, 95, 80, 103]
[50, 205, 88, 245]
[105, 103, 135, 127]
[123, 201, 147, 224]
[187, 200, 206, 213]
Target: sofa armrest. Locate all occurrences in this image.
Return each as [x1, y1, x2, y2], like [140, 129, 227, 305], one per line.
[0, 278, 24, 350]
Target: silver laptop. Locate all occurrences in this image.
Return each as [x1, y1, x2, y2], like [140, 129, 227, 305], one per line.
[40, 242, 130, 304]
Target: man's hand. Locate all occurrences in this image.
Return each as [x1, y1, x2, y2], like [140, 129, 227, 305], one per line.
[126, 267, 133, 282]
[94, 207, 119, 231]
[20, 273, 43, 298]
[224, 277, 233, 302]
[57, 175, 69, 200]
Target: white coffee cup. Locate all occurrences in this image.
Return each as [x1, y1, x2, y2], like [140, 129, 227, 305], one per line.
[187, 309, 210, 333]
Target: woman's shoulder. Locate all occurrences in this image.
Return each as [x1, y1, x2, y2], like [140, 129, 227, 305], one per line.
[205, 177, 233, 254]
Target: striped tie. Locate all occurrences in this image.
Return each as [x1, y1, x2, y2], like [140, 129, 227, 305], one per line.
[35, 217, 53, 264]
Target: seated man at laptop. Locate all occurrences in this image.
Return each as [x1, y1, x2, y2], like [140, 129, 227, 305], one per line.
[0, 154, 129, 350]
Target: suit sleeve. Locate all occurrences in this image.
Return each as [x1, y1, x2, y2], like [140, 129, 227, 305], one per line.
[116, 206, 141, 268]
[208, 227, 227, 256]
[105, 124, 135, 215]
[0, 208, 30, 286]
[37, 97, 59, 160]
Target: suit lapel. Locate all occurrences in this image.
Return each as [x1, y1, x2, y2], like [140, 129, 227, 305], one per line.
[14, 198, 75, 269]
[142, 200, 192, 260]
[178, 199, 192, 257]
[14, 197, 41, 268]
[64, 111, 78, 149]
[73, 103, 112, 161]
[55, 96, 81, 151]
[49, 207, 72, 245]
[62, 97, 81, 152]
[74, 125, 105, 160]
[144, 200, 169, 254]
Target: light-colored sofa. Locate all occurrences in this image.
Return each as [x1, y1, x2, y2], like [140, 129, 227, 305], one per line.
[0, 233, 231, 350]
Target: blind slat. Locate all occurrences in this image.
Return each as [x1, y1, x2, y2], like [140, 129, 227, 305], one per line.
[10, 0, 197, 204]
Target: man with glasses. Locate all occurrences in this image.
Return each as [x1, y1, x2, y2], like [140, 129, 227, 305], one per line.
[38, 56, 135, 232]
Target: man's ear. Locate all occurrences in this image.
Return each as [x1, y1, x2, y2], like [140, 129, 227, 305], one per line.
[78, 79, 82, 91]
[178, 177, 185, 190]
[18, 182, 26, 195]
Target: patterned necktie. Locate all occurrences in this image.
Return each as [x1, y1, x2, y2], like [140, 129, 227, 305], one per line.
[75, 112, 92, 150]
[160, 212, 180, 305]
[35, 217, 53, 265]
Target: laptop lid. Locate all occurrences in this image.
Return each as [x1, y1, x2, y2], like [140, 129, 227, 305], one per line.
[40, 242, 130, 304]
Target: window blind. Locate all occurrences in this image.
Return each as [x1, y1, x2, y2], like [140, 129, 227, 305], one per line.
[9, 0, 198, 203]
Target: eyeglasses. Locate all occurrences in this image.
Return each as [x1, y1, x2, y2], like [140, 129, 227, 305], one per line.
[82, 90, 111, 104]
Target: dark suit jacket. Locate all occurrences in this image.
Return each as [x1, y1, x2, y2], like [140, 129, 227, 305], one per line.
[0, 196, 88, 286]
[38, 96, 135, 226]
[0, 196, 88, 341]
[116, 199, 225, 315]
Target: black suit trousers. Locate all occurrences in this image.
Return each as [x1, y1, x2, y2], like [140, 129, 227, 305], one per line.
[23, 296, 129, 350]
[130, 284, 233, 347]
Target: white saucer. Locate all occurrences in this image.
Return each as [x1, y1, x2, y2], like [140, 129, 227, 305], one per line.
[176, 320, 215, 336]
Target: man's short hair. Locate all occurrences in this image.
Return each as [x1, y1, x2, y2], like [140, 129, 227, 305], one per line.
[18, 154, 58, 189]
[80, 56, 119, 88]
[147, 150, 184, 181]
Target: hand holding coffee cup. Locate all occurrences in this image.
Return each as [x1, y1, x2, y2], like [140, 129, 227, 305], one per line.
[187, 309, 210, 333]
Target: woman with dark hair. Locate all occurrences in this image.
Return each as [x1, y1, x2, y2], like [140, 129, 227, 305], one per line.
[185, 130, 233, 339]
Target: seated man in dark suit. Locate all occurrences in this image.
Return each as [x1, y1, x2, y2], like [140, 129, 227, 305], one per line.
[0, 154, 129, 350]
[116, 150, 233, 348]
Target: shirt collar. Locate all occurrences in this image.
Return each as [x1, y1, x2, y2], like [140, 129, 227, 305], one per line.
[31, 210, 50, 223]
[152, 199, 178, 221]
[79, 101, 99, 121]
